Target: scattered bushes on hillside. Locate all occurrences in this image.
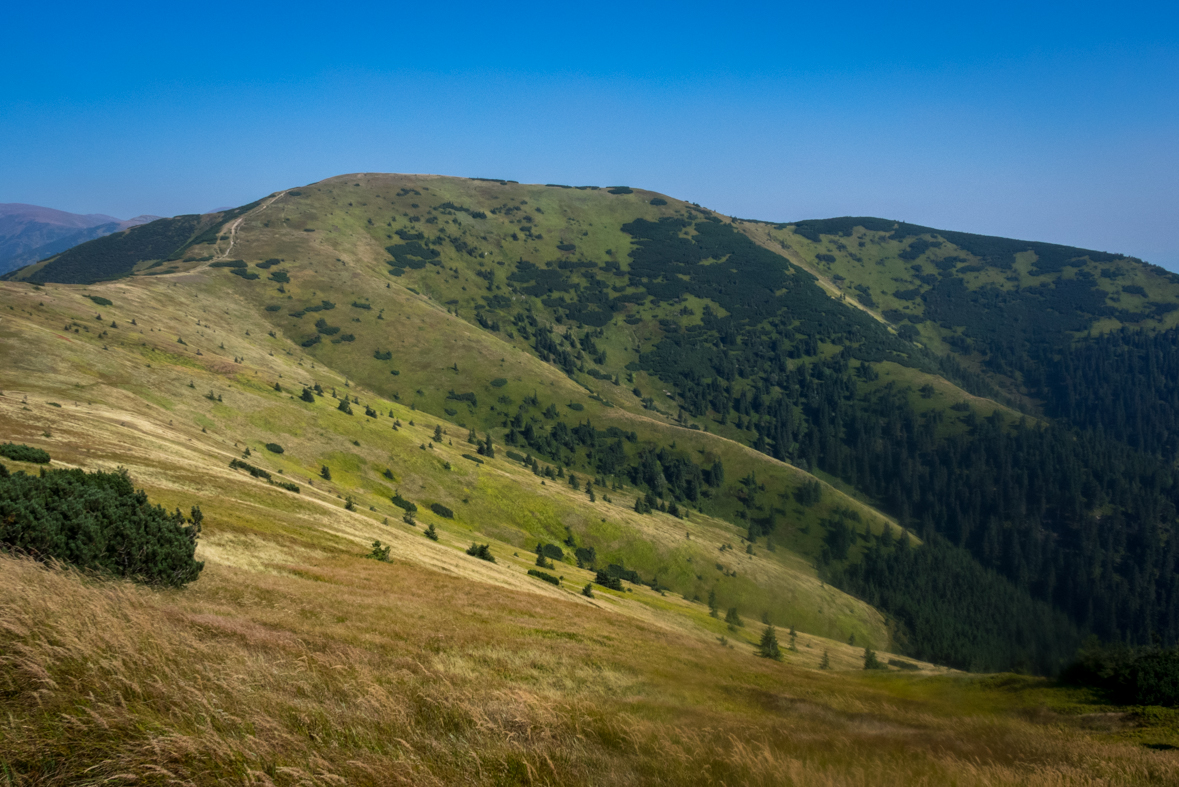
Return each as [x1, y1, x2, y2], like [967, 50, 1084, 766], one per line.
[0, 467, 203, 586]
[0, 443, 50, 464]
[466, 543, 495, 562]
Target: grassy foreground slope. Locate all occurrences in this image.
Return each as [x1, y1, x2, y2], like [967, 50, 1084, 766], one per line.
[1, 286, 1178, 783]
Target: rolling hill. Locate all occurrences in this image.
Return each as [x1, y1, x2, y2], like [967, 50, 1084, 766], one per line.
[4, 173, 1179, 784]
[0, 203, 159, 274]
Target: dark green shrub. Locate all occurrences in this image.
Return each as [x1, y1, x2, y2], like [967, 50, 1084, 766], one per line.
[301, 387, 315, 403]
[230, 459, 270, 479]
[490, 378, 508, 387]
[268, 271, 290, 283]
[0, 443, 50, 464]
[466, 543, 494, 562]
[863, 647, 886, 670]
[209, 260, 247, 268]
[265, 443, 284, 454]
[232, 267, 260, 279]
[390, 493, 417, 512]
[649, 198, 668, 206]
[374, 350, 392, 361]
[594, 570, 622, 591]
[337, 398, 353, 415]
[528, 569, 560, 586]
[424, 523, 438, 540]
[607, 187, 633, 195]
[87, 295, 113, 306]
[757, 625, 782, 661]
[265, 304, 281, 312]
[462, 454, 484, 464]
[430, 503, 454, 519]
[0, 467, 203, 586]
[367, 540, 392, 562]
[556, 243, 576, 252]
[272, 479, 300, 493]
[538, 543, 564, 560]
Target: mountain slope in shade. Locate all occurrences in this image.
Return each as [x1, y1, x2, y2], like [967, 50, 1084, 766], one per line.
[0, 203, 159, 274]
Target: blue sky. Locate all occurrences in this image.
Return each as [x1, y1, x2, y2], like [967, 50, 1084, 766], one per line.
[3, 2, 1176, 267]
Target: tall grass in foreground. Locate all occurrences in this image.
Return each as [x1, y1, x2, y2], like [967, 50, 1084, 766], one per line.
[2, 552, 1177, 785]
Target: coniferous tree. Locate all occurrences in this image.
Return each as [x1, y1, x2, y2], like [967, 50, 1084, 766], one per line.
[757, 625, 782, 661]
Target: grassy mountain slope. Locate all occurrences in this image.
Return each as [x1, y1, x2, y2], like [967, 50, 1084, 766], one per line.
[3, 270, 1178, 783]
[752, 217, 1179, 401]
[9, 174, 1134, 667]
[5, 175, 1179, 781]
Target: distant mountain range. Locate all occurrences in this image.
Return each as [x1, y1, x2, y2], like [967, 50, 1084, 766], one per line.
[0, 203, 160, 275]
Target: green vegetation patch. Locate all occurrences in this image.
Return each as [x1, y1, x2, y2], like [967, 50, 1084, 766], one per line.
[0, 467, 203, 586]
[0, 443, 50, 464]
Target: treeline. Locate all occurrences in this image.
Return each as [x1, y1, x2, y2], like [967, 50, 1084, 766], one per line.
[631, 322, 1179, 660]
[827, 535, 1080, 673]
[1025, 327, 1179, 461]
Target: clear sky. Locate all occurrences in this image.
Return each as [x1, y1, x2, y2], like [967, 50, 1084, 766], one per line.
[3, 2, 1176, 268]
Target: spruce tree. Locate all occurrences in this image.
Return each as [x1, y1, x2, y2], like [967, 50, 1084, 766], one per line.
[757, 625, 782, 660]
[708, 587, 719, 618]
[424, 523, 438, 541]
[320, 465, 332, 480]
[863, 647, 885, 670]
[820, 650, 831, 669]
[725, 607, 744, 630]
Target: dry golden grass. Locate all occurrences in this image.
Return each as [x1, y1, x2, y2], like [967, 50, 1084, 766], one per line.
[3, 551, 1179, 786]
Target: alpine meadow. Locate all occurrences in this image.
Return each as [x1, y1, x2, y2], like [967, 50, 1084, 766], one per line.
[6, 172, 1179, 785]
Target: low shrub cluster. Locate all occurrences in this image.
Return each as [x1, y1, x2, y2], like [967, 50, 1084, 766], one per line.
[0, 443, 50, 464]
[0, 467, 203, 586]
[466, 543, 494, 562]
[528, 569, 560, 586]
